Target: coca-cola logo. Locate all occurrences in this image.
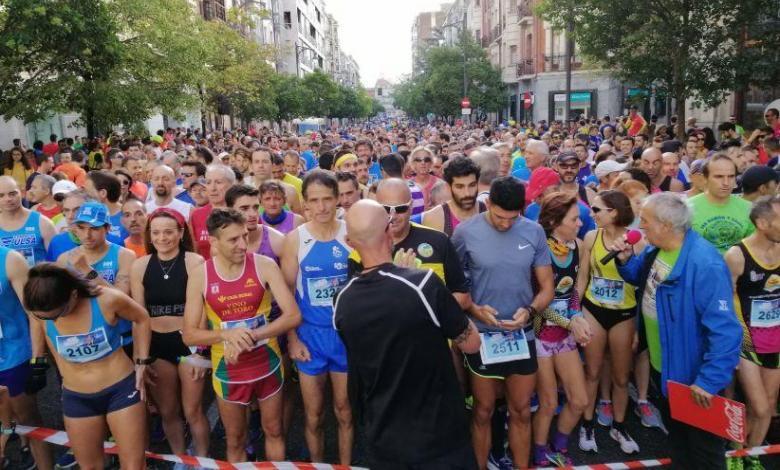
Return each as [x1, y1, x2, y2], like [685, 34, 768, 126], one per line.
[724, 400, 744, 442]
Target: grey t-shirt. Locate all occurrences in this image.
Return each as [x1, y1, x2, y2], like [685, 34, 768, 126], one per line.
[452, 213, 551, 334]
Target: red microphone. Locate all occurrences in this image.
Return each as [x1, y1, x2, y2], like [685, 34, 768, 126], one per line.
[600, 229, 642, 265]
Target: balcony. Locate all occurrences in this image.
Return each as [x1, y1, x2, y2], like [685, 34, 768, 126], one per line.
[543, 54, 582, 72]
[515, 59, 535, 77]
[200, 0, 226, 22]
[518, 0, 534, 23]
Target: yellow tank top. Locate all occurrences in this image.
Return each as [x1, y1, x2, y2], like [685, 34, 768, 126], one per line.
[585, 229, 636, 310]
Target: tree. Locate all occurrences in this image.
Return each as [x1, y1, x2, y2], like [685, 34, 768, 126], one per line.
[537, 0, 777, 137]
[393, 32, 506, 119]
[271, 74, 312, 123]
[301, 70, 340, 117]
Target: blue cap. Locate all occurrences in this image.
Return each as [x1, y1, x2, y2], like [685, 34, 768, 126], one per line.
[74, 201, 111, 228]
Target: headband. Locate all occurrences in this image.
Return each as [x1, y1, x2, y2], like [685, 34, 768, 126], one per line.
[149, 208, 186, 229]
[334, 153, 358, 169]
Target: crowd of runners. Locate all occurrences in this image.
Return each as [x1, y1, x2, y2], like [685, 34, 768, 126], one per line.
[0, 106, 779, 470]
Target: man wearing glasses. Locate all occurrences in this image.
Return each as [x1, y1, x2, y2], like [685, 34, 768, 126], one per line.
[175, 160, 206, 206]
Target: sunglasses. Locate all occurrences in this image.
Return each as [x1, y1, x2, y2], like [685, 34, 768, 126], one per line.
[180, 172, 195, 177]
[591, 206, 613, 214]
[413, 157, 432, 164]
[382, 201, 412, 214]
[558, 163, 579, 170]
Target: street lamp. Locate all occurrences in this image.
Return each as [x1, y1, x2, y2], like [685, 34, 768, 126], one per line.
[295, 42, 319, 78]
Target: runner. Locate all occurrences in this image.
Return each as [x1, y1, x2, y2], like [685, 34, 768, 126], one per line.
[532, 192, 592, 466]
[84, 171, 128, 241]
[452, 176, 554, 469]
[0, 246, 53, 470]
[378, 153, 424, 217]
[130, 208, 210, 460]
[640, 148, 684, 193]
[259, 181, 304, 235]
[23, 263, 151, 470]
[280, 171, 353, 465]
[0, 176, 56, 267]
[408, 146, 442, 209]
[146, 165, 193, 220]
[724, 195, 780, 459]
[421, 156, 486, 237]
[689, 154, 754, 254]
[247, 147, 301, 213]
[183, 208, 300, 463]
[554, 151, 596, 206]
[27, 174, 61, 222]
[577, 190, 645, 455]
[175, 161, 206, 206]
[226, 185, 284, 261]
[121, 197, 148, 258]
[336, 172, 361, 214]
[189, 164, 236, 259]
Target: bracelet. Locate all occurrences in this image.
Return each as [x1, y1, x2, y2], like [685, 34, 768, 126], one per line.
[30, 357, 48, 366]
[134, 357, 156, 365]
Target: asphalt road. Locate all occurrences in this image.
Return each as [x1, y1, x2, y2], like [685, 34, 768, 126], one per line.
[2, 368, 778, 469]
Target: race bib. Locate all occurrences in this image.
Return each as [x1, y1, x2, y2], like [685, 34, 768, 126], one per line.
[591, 276, 625, 306]
[307, 275, 347, 307]
[546, 298, 571, 327]
[221, 315, 268, 348]
[751, 299, 780, 329]
[479, 330, 530, 365]
[55, 328, 112, 363]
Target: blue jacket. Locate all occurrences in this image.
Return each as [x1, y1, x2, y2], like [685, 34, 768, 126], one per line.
[617, 229, 741, 397]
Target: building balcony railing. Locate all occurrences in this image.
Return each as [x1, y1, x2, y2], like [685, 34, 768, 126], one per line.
[543, 54, 583, 72]
[200, 0, 226, 22]
[515, 59, 535, 77]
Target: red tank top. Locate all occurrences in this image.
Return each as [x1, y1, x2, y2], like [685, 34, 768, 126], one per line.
[190, 204, 212, 259]
[204, 254, 281, 383]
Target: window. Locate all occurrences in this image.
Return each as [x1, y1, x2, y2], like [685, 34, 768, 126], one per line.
[310, 24, 316, 39]
[378, 88, 383, 96]
[318, 56, 323, 68]
[315, 7, 321, 22]
[284, 11, 291, 28]
[510, 45, 517, 63]
[297, 8, 301, 24]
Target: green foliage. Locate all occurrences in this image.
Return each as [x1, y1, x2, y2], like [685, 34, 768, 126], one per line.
[536, 0, 778, 136]
[301, 70, 340, 117]
[394, 32, 506, 118]
[271, 74, 312, 122]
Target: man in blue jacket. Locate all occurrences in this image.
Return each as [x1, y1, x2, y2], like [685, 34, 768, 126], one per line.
[610, 192, 741, 470]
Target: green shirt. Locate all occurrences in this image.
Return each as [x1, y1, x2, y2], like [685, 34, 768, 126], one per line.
[642, 248, 680, 372]
[689, 193, 754, 254]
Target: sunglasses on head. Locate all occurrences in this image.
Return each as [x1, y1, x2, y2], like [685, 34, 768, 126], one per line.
[591, 206, 613, 214]
[413, 157, 432, 164]
[382, 202, 411, 214]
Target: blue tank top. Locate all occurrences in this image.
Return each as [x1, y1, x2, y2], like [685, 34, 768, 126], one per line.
[45, 296, 122, 364]
[295, 221, 350, 327]
[0, 211, 46, 267]
[108, 211, 128, 242]
[0, 247, 32, 371]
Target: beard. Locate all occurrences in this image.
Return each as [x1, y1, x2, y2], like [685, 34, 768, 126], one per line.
[453, 193, 477, 210]
[155, 186, 170, 198]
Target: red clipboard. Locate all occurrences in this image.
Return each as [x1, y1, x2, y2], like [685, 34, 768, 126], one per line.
[667, 381, 745, 443]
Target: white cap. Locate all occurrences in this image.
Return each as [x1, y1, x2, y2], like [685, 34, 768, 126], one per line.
[594, 160, 628, 180]
[52, 179, 78, 196]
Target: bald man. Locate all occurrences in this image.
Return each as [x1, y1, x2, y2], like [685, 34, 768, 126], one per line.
[146, 164, 193, 219]
[641, 148, 684, 192]
[335, 199, 480, 469]
[0, 176, 56, 266]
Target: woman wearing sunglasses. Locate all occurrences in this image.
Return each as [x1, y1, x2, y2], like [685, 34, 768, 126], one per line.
[23, 263, 151, 470]
[409, 146, 442, 210]
[576, 190, 645, 455]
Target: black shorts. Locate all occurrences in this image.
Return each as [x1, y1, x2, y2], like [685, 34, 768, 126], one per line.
[464, 339, 538, 379]
[582, 297, 636, 331]
[742, 350, 780, 369]
[150, 330, 193, 365]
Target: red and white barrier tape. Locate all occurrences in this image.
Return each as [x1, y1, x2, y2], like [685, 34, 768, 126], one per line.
[11, 425, 366, 470]
[532, 443, 780, 469]
[9, 424, 780, 469]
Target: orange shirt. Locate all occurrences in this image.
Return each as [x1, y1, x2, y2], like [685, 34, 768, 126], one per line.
[124, 237, 146, 258]
[54, 163, 87, 187]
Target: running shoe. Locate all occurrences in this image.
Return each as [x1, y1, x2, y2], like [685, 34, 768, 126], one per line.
[578, 426, 598, 453]
[609, 427, 640, 454]
[635, 400, 663, 428]
[54, 450, 77, 469]
[486, 450, 513, 470]
[596, 400, 613, 426]
[534, 449, 572, 467]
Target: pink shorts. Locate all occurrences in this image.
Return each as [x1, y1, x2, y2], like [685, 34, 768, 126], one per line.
[535, 333, 578, 358]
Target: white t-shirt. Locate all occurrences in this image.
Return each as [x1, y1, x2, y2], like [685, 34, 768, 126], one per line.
[145, 197, 192, 220]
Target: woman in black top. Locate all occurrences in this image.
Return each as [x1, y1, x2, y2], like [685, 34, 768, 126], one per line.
[130, 208, 210, 458]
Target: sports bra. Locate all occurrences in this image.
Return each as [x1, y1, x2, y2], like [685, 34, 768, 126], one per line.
[45, 296, 123, 364]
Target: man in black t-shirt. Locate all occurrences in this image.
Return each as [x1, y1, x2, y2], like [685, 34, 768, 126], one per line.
[335, 200, 480, 470]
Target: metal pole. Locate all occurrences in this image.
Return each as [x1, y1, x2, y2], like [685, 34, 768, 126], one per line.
[564, 19, 574, 123]
[462, 11, 468, 124]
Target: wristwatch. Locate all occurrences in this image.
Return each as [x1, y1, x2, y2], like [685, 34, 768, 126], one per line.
[135, 357, 156, 365]
[30, 357, 49, 366]
[85, 269, 99, 280]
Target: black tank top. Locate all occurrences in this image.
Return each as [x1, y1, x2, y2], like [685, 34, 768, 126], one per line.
[577, 185, 590, 206]
[552, 243, 579, 301]
[441, 201, 487, 237]
[735, 242, 780, 342]
[659, 176, 672, 192]
[143, 250, 188, 318]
